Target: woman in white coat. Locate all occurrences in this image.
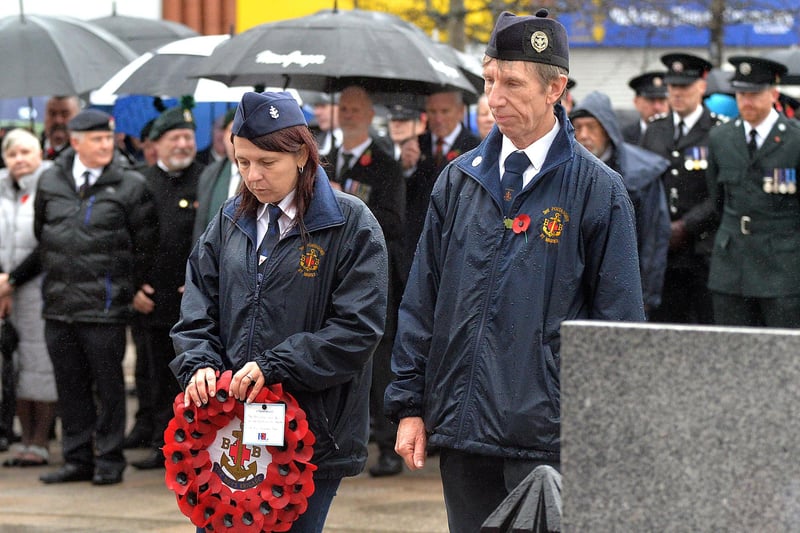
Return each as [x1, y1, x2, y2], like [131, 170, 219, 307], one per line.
[0, 128, 57, 467]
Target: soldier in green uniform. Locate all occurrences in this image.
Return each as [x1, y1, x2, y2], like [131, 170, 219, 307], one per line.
[707, 56, 800, 327]
[641, 53, 725, 324]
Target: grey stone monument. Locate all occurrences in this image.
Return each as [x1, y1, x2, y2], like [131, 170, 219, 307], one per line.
[561, 320, 800, 531]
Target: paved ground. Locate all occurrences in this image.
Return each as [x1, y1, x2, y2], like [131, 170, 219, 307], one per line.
[0, 342, 449, 532]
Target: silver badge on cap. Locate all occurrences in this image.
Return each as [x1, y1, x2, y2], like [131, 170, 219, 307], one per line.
[739, 62, 752, 75]
[653, 77, 663, 87]
[183, 110, 193, 123]
[672, 61, 684, 73]
[269, 105, 280, 119]
[531, 31, 549, 53]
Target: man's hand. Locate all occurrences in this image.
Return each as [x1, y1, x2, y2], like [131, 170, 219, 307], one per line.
[395, 416, 427, 470]
[132, 283, 155, 314]
[399, 137, 421, 172]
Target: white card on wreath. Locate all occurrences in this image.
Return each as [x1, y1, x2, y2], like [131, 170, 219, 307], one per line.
[242, 402, 286, 446]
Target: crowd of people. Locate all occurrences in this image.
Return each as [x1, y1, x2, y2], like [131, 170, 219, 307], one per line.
[0, 6, 799, 531]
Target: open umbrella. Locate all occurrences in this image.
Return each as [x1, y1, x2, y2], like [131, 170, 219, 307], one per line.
[0, 14, 137, 98]
[89, 14, 199, 54]
[762, 48, 800, 85]
[195, 8, 478, 101]
[91, 34, 252, 105]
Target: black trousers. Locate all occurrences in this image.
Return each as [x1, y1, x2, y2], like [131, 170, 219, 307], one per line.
[135, 324, 182, 448]
[439, 448, 560, 533]
[650, 265, 713, 324]
[129, 322, 154, 435]
[45, 320, 127, 471]
[712, 292, 800, 328]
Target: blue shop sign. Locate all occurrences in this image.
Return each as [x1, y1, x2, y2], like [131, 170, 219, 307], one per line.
[560, 1, 799, 48]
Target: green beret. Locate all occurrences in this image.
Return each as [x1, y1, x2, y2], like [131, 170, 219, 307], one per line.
[149, 106, 196, 140]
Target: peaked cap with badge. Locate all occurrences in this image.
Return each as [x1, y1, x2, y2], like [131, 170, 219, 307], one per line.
[232, 91, 307, 140]
[728, 56, 787, 92]
[628, 71, 668, 99]
[388, 104, 421, 121]
[661, 53, 712, 86]
[485, 9, 569, 72]
[149, 104, 196, 141]
[68, 109, 115, 132]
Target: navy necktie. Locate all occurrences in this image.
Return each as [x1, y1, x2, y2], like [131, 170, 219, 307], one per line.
[257, 203, 283, 266]
[501, 151, 530, 215]
[78, 170, 91, 199]
[748, 129, 758, 158]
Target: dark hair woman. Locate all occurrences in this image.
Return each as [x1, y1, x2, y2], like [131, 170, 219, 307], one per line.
[170, 91, 388, 533]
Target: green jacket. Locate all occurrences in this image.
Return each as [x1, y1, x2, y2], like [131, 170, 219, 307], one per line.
[707, 113, 800, 297]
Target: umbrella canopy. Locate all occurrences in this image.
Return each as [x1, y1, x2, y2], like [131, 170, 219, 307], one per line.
[705, 67, 735, 96]
[0, 14, 138, 98]
[195, 8, 478, 101]
[91, 34, 252, 105]
[89, 14, 199, 54]
[762, 48, 800, 85]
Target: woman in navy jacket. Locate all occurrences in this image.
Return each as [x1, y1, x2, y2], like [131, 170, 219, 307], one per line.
[170, 91, 388, 532]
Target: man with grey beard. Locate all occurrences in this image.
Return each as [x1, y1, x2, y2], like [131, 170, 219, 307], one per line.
[130, 104, 205, 470]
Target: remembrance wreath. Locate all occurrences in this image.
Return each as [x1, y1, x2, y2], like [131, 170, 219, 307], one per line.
[163, 370, 316, 532]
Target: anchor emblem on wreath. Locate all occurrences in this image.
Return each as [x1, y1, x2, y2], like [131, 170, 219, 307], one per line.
[221, 427, 258, 480]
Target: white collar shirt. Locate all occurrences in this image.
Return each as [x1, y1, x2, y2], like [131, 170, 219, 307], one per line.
[499, 116, 560, 188]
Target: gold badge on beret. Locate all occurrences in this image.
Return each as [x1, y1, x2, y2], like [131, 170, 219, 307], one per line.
[183, 109, 193, 123]
[531, 31, 549, 53]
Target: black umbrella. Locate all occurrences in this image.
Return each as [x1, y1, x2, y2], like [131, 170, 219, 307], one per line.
[762, 48, 800, 85]
[89, 14, 199, 55]
[195, 8, 478, 101]
[0, 14, 138, 98]
[92, 34, 251, 102]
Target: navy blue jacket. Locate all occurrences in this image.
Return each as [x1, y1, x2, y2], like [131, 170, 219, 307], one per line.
[385, 105, 645, 461]
[171, 168, 388, 478]
[572, 91, 671, 309]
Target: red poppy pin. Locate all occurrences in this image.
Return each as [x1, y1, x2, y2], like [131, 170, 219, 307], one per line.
[359, 150, 372, 166]
[446, 149, 460, 161]
[20, 194, 29, 204]
[504, 214, 531, 242]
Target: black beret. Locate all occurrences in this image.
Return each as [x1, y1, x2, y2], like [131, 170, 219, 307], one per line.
[728, 56, 787, 92]
[139, 118, 156, 142]
[661, 53, 712, 85]
[628, 71, 668, 98]
[232, 91, 307, 140]
[149, 106, 196, 141]
[485, 9, 569, 72]
[68, 109, 114, 132]
[388, 104, 421, 121]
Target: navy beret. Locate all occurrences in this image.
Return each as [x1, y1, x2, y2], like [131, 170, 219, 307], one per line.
[485, 9, 569, 72]
[728, 56, 787, 92]
[149, 106, 196, 140]
[661, 53, 712, 85]
[232, 91, 307, 140]
[628, 71, 668, 98]
[68, 109, 114, 132]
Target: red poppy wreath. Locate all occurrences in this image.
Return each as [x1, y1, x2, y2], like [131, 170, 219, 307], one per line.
[164, 370, 316, 532]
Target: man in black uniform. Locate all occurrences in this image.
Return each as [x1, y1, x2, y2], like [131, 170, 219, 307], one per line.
[328, 85, 406, 477]
[641, 53, 724, 324]
[35, 110, 158, 485]
[131, 104, 204, 469]
[622, 71, 670, 145]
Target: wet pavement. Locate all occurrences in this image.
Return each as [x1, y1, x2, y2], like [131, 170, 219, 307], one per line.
[0, 343, 449, 532]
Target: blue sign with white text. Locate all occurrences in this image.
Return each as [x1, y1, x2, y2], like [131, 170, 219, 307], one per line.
[559, 1, 800, 48]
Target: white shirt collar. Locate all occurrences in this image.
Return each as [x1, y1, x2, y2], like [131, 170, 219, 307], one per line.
[499, 116, 560, 187]
[744, 108, 780, 147]
[256, 189, 297, 242]
[341, 137, 372, 162]
[433, 123, 463, 155]
[71, 159, 102, 187]
[674, 105, 704, 135]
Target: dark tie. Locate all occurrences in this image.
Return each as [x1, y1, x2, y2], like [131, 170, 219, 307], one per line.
[78, 170, 91, 198]
[748, 129, 758, 158]
[501, 151, 530, 215]
[257, 203, 283, 266]
[675, 120, 686, 144]
[340, 152, 353, 177]
[434, 137, 445, 167]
